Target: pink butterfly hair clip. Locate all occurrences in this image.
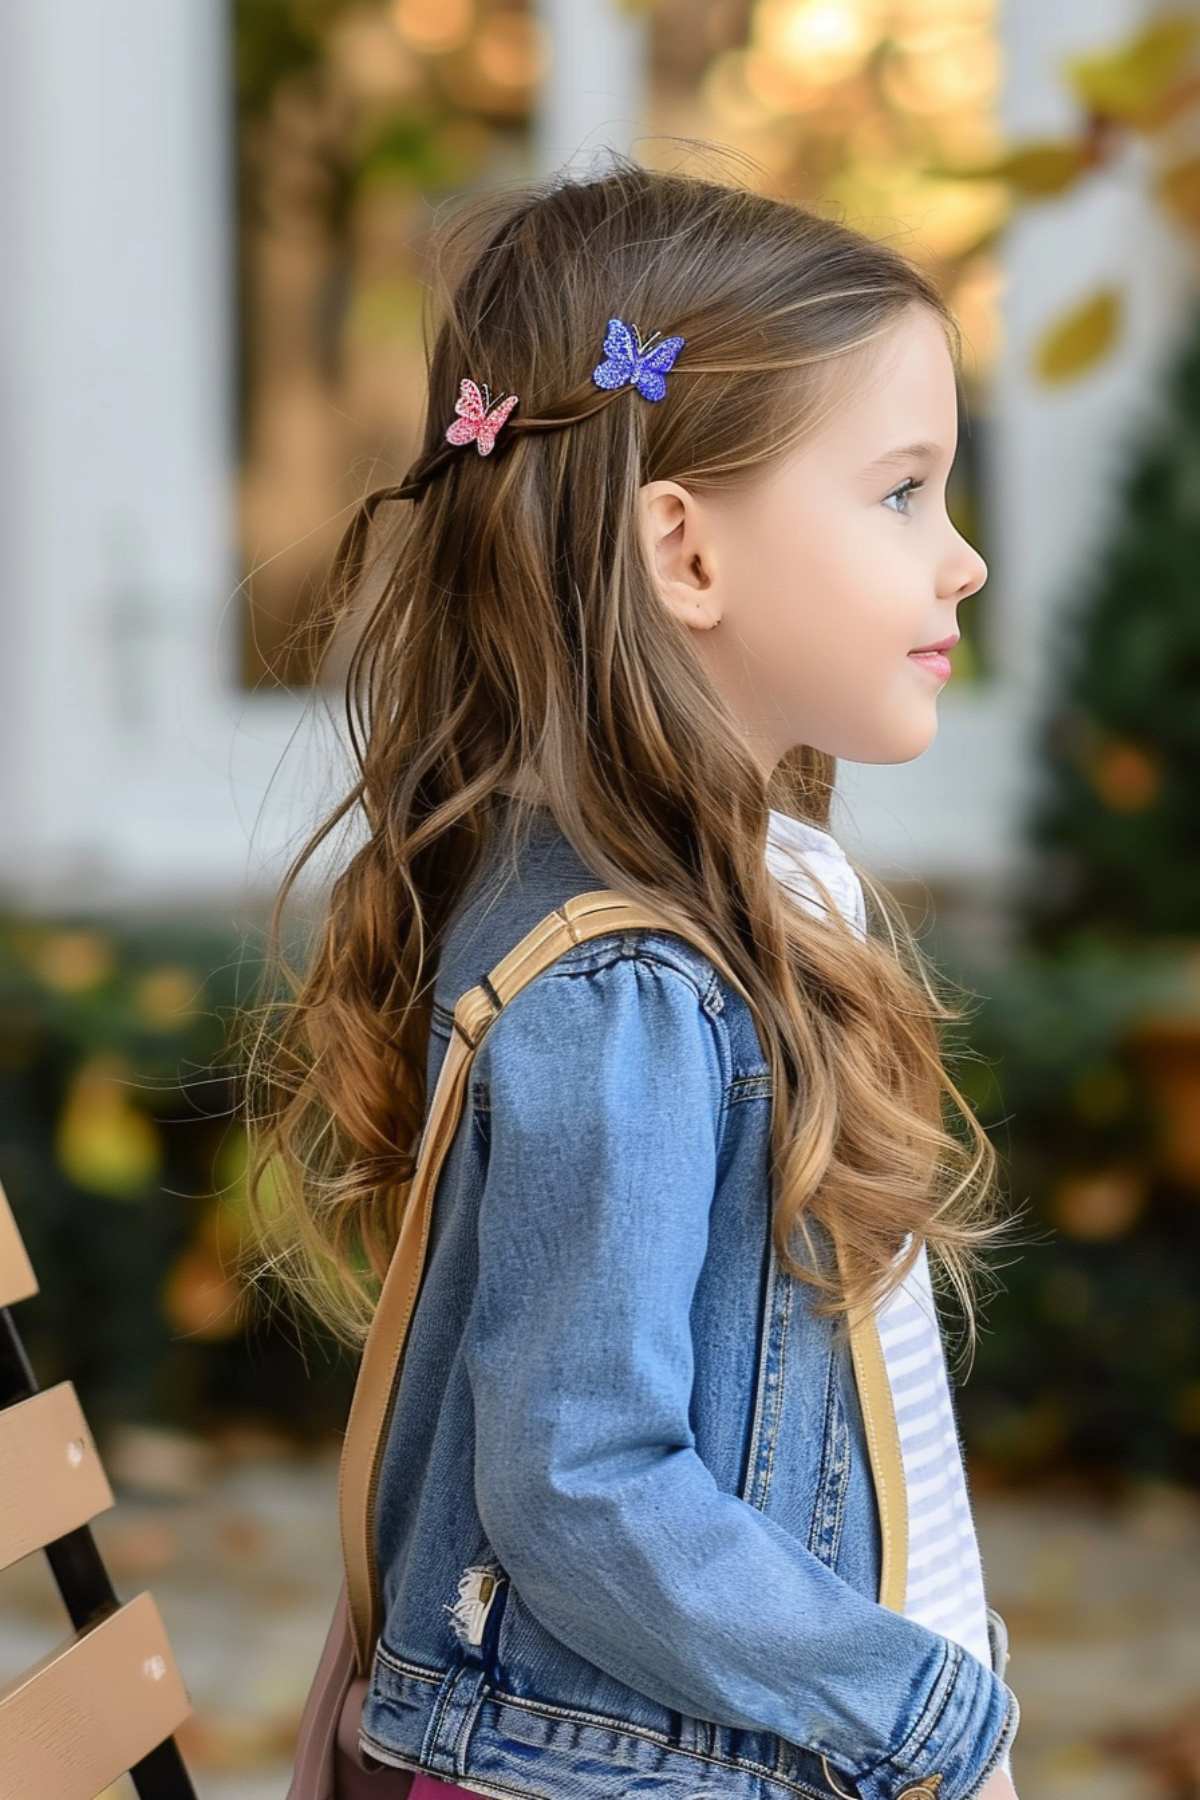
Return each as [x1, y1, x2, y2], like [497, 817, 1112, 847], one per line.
[444, 377, 520, 457]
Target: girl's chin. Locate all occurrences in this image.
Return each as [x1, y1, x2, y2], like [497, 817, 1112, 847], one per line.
[797, 693, 941, 765]
[882, 708, 940, 765]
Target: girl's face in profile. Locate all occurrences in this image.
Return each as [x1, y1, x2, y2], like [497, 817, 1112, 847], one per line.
[639, 301, 988, 774]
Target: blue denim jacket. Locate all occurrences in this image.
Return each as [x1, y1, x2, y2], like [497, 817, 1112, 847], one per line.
[359, 808, 1020, 1800]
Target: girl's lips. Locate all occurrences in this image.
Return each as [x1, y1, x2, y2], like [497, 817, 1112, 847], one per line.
[907, 648, 952, 681]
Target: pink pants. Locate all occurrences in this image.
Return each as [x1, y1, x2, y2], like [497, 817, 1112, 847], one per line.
[409, 1778, 482, 1798]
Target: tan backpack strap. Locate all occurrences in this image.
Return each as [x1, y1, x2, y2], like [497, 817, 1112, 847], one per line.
[845, 1295, 908, 1612]
[338, 889, 907, 1674]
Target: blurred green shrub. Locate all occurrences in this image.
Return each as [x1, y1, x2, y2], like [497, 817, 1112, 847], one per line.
[0, 910, 352, 1446]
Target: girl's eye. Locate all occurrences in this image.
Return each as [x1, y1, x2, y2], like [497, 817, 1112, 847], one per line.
[884, 476, 925, 516]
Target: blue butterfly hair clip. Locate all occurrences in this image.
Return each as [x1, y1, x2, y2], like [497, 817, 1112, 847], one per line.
[591, 316, 686, 403]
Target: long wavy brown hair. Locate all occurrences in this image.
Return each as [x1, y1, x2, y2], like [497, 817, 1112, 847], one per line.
[236, 144, 1027, 1368]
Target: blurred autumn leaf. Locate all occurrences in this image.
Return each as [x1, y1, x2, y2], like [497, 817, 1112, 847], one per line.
[162, 1241, 249, 1341]
[55, 1053, 165, 1200]
[929, 140, 1091, 199]
[28, 929, 116, 994]
[930, 12, 1200, 385]
[1063, 12, 1200, 128]
[1034, 287, 1123, 384]
[1158, 154, 1200, 232]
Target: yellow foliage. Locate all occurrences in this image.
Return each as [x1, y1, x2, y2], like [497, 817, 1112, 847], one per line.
[55, 1054, 163, 1199]
[1063, 13, 1200, 126]
[999, 140, 1091, 197]
[1134, 67, 1200, 131]
[1033, 287, 1122, 384]
[933, 139, 1089, 198]
[132, 964, 201, 1030]
[1157, 155, 1200, 232]
[30, 929, 115, 993]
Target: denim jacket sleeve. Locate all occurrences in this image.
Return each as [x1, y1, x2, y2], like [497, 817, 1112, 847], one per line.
[465, 945, 1019, 1800]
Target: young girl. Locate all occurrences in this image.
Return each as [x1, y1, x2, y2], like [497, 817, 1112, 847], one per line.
[244, 151, 1027, 1800]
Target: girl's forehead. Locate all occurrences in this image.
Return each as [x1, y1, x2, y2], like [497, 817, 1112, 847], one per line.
[807, 318, 959, 464]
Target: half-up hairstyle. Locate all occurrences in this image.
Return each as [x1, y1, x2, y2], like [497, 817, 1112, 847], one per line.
[236, 143, 1025, 1365]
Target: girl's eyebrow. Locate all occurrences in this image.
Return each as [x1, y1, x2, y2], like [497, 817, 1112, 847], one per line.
[862, 440, 944, 473]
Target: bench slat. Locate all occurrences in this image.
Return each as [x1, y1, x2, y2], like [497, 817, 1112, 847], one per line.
[0, 1590, 192, 1800]
[0, 1181, 36, 1308]
[0, 1382, 114, 1571]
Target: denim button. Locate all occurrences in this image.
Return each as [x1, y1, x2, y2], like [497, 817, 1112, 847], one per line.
[819, 1754, 946, 1798]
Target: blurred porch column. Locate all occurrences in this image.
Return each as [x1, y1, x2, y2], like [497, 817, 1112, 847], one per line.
[531, 0, 648, 177]
[0, 1, 261, 907]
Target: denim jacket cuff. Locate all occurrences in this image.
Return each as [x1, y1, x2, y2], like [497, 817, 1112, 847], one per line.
[847, 1638, 1020, 1800]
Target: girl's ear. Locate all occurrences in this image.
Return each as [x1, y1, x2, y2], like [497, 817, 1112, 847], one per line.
[637, 479, 722, 633]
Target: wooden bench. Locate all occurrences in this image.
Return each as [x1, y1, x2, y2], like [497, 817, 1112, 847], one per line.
[0, 1175, 196, 1798]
